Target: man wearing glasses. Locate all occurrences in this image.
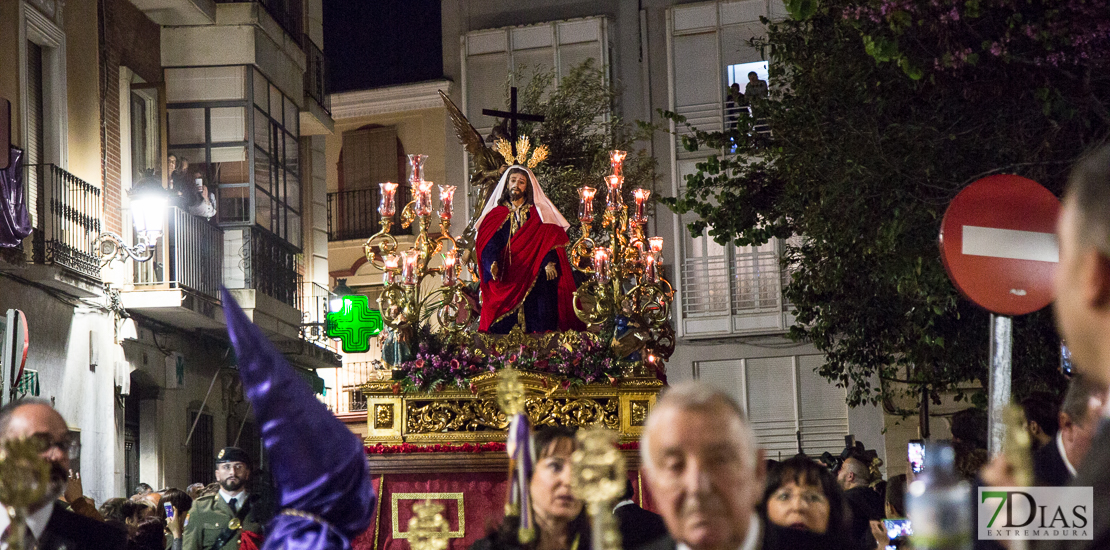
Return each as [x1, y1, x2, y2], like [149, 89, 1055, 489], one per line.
[0, 398, 126, 549]
[180, 447, 272, 550]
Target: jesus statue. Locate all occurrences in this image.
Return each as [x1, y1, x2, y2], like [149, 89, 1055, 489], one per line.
[475, 165, 585, 334]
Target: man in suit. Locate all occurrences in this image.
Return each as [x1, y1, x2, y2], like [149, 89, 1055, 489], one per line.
[0, 398, 126, 549]
[180, 447, 271, 550]
[1035, 144, 1110, 550]
[1033, 374, 1106, 486]
[639, 381, 767, 550]
[614, 479, 667, 549]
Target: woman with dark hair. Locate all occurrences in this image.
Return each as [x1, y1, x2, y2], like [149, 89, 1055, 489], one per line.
[470, 426, 591, 550]
[128, 516, 167, 550]
[762, 455, 851, 549]
[160, 487, 193, 546]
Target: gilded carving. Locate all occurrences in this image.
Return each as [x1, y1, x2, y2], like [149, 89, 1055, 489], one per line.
[629, 401, 649, 427]
[406, 396, 619, 434]
[375, 404, 395, 429]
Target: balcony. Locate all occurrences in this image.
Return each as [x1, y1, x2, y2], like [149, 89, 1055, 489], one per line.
[271, 281, 341, 371]
[0, 165, 103, 297]
[215, 0, 302, 46]
[120, 207, 225, 330]
[327, 187, 411, 242]
[300, 35, 334, 136]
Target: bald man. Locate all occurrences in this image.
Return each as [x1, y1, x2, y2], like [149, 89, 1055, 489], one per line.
[0, 398, 125, 549]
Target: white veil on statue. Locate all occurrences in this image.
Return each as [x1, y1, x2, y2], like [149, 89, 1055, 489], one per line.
[474, 165, 571, 230]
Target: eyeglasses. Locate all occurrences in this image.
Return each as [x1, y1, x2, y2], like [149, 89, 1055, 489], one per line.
[28, 433, 81, 460]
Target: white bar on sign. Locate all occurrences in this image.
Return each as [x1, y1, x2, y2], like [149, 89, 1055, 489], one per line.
[962, 225, 1058, 262]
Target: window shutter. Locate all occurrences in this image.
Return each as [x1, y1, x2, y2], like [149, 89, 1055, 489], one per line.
[796, 355, 849, 456]
[745, 356, 797, 458]
[341, 127, 398, 191]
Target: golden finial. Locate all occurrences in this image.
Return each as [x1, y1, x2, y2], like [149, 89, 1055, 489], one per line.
[1003, 403, 1033, 487]
[571, 426, 625, 550]
[527, 145, 549, 169]
[407, 499, 450, 550]
[496, 368, 526, 416]
[515, 136, 531, 163]
[0, 437, 52, 550]
[494, 139, 515, 165]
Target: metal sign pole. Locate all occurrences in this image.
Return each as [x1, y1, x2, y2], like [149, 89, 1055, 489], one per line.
[987, 313, 1012, 456]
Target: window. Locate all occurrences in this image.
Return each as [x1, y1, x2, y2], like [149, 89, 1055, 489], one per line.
[20, 2, 69, 228]
[165, 66, 302, 249]
[188, 410, 214, 485]
[695, 355, 848, 459]
[462, 17, 608, 137]
[668, 1, 782, 158]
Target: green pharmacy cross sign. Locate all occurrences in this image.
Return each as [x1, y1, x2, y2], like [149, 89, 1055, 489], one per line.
[325, 295, 384, 353]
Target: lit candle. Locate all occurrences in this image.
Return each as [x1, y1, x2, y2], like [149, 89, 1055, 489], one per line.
[593, 247, 611, 283]
[605, 175, 623, 211]
[649, 236, 664, 254]
[407, 154, 428, 186]
[379, 182, 398, 217]
[610, 150, 627, 177]
[383, 254, 399, 284]
[402, 250, 419, 285]
[439, 185, 456, 221]
[415, 181, 434, 217]
[578, 186, 596, 223]
[642, 251, 657, 283]
[441, 252, 457, 286]
[632, 188, 651, 222]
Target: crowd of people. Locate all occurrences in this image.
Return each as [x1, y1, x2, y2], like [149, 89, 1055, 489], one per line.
[6, 144, 1110, 550]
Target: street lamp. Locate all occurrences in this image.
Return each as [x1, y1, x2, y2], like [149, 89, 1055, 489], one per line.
[329, 278, 355, 313]
[94, 171, 169, 266]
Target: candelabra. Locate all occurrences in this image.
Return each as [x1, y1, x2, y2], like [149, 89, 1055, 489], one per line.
[570, 151, 675, 364]
[363, 155, 472, 354]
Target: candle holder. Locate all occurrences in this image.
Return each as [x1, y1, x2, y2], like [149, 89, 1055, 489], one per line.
[578, 186, 596, 224]
[383, 254, 399, 284]
[441, 252, 457, 286]
[605, 175, 624, 212]
[632, 188, 651, 223]
[415, 181, 434, 217]
[379, 182, 398, 217]
[610, 150, 627, 178]
[407, 154, 428, 186]
[403, 250, 420, 286]
[439, 185, 456, 221]
[593, 248, 611, 283]
[649, 236, 663, 254]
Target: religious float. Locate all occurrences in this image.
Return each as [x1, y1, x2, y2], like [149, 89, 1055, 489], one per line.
[328, 95, 674, 549]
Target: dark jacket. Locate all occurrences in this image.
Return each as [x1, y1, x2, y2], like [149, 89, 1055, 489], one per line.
[38, 501, 128, 550]
[636, 519, 849, 550]
[1033, 437, 1072, 486]
[842, 486, 883, 550]
[614, 502, 668, 550]
[1037, 420, 1110, 550]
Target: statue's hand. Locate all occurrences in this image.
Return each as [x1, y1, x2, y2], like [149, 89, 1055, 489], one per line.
[545, 262, 557, 281]
[490, 262, 498, 279]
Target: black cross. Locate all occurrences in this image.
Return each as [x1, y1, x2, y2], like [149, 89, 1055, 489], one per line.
[482, 87, 545, 156]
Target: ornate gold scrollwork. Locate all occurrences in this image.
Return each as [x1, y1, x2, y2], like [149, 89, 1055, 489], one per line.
[405, 396, 620, 434]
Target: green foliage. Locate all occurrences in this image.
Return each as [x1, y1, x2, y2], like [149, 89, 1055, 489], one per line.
[661, 0, 1104, 406]
[508, 60, 657, 231]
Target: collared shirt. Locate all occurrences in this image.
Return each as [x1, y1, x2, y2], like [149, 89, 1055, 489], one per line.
[218, 489, 248, 512]
[1056, 432, 1078, 478]
[612, 499, 634, 513]
[676, 513, 761, 550]
[0, 498, 56, 549]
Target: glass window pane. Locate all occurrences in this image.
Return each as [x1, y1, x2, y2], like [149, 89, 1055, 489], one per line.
[287, 210, 301, 248]
[168, 108, 206, 145]
[466, 52, 509, 130]
[211, 107, 246, 142]
[274, 167, 285, 202]
[285, 171, 300, 211]
[271, 199, 282, 237]
[256, 192, 272, 230]
[284, 96, 299, 137]
[218, 185, 250, 224]
[254, 150, 271, 192]
[269, 85, 282, 125]
[253, 69, 268, 112]
[253, 108, 270, 154]
[218, 160, 249, 184]
[211, 145, 246, 163]
[284, 132, 299, 173]
[166, 66, 246, 102]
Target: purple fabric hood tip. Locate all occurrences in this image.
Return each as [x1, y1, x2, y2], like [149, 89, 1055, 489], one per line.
[222, 288, 375, 550]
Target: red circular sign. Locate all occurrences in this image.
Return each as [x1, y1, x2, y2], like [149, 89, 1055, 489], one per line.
[939, 174, 1060, 316]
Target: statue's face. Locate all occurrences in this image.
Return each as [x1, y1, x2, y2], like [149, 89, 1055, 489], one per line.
[508, 172, 529, 202]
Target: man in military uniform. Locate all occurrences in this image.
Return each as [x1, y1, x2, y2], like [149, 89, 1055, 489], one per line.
[180, 447, 272, 550]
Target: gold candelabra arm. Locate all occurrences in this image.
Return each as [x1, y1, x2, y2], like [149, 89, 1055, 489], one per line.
[570, 230, 596, 273]
[363, 219, 400, 270]
[0, 437, 51, 550]
[433, 285, 475, 337]
[401, 200, 418, 229]
[573, 280, 614, 327]
[571, 426, 626, 550]
[379, 284, 414, 330]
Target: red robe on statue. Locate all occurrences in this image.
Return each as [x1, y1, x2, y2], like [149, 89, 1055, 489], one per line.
[476, 204, 584, 332]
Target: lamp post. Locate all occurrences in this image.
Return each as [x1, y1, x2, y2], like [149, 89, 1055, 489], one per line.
[94, 171, 169, 266]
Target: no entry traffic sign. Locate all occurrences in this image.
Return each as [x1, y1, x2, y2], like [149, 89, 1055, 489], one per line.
[939, 174, 1060, 316]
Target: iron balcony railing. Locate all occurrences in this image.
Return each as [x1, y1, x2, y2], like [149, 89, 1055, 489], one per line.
[133, 207, 223, 301]
[680, 251, 784, 318]
[25, 164, 101, 279]
[215, 0, 302, 46]
[326, 360, 391, 414]
[303, 36, 329, 115]
[327, 186, 412, 242]
[246, 227, 301, 309]
[299, 281, 340, 353]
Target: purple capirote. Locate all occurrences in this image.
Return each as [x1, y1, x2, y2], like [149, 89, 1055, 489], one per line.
[222, 288, 375, 550]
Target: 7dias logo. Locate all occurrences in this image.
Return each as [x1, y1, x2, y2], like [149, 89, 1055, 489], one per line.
[978, 487, 1093, 540]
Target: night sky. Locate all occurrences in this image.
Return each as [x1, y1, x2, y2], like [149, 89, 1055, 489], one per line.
[324, 0, 444, 94]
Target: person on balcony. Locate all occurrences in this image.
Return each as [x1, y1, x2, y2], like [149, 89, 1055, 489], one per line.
[474, 165, 584, 334]
[167, 154, 216, 219]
